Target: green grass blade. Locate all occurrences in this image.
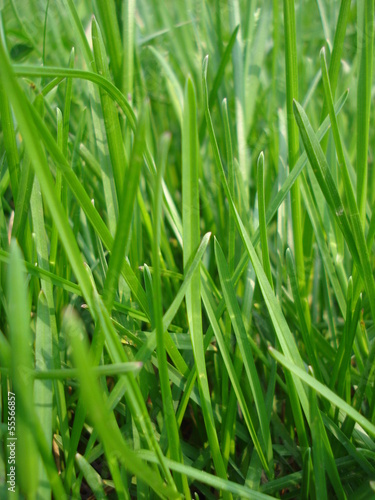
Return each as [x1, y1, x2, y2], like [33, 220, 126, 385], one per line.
[93, 0, 122, 88]
[101, 104, 146, 312]
[7, 240, 38, 496]
[356, 0, 374, 225]
[92, 18, 126, 201]
[309, 387, 327, 500]
[65, 308, 179, 499]
[257, 152, 273, 289]
[75, 453, 106, 500]
[151, 132, 190, 497]
[294, 99, 375, 323]
[203, 55, 308, 415]
[34, 291, 53, 499]
[282, 0, 305, 294]
[269, 346, 375, 437]
[214, 238, 273, 476]
[201, 279, 270, 476]
[182, 76, 229, 492]
[137, 450, 276, 500]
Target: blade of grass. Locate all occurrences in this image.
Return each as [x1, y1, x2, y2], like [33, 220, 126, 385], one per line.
[257, 152, 273, 289]
[294, 99, 375, 324]
[182, 76, 229, 492]
[269, 346, 375, 437]
[203, 55, 309, 416]
[7, 240, 38, 497]
[93, 0, 122, 88]
[137, 450, 276, 500]
[309, 386, 327, 500]
[283, 0, 305, 294]
[151, 132, 191, 498]
[65, 308, 179, 499]
[30, 174, 72, 476]
[356, 0, 373, 225]
[214, 238, 273, 476]
[34, 291, 53, 500]
[75, 453, 106, 500]
[92, 18, 127, 201]
[201, 278, 270, 476]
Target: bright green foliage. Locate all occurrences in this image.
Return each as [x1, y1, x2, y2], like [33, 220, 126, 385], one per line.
[0, 1, 374, 498]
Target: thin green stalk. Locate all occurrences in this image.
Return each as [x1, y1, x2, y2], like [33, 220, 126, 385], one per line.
[257, 152, 273, 289]
[182, 76, 230, 494]
[283, 0, 305, 294]
[356, 0, 374, 225]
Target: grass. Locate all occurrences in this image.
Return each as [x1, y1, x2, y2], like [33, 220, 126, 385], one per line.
[0, 1, 375, 498]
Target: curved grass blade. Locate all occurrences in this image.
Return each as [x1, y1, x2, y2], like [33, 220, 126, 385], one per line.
[10, 66, 149, 314]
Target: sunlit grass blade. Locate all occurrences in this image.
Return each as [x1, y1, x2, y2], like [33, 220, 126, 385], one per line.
[122, 0, 135, 98]
[182, 76, 229, 491]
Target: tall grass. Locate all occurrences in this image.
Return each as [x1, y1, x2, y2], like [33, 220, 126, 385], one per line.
[0, 1, 375, 498]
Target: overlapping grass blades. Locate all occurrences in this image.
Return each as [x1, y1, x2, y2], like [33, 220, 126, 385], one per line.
[1, 1, 375, 497]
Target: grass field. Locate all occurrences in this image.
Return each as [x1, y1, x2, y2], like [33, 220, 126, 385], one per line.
[1, 0, 375, 498]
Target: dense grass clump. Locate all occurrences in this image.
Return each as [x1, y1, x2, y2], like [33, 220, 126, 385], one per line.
[1, 0, 375, 498]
